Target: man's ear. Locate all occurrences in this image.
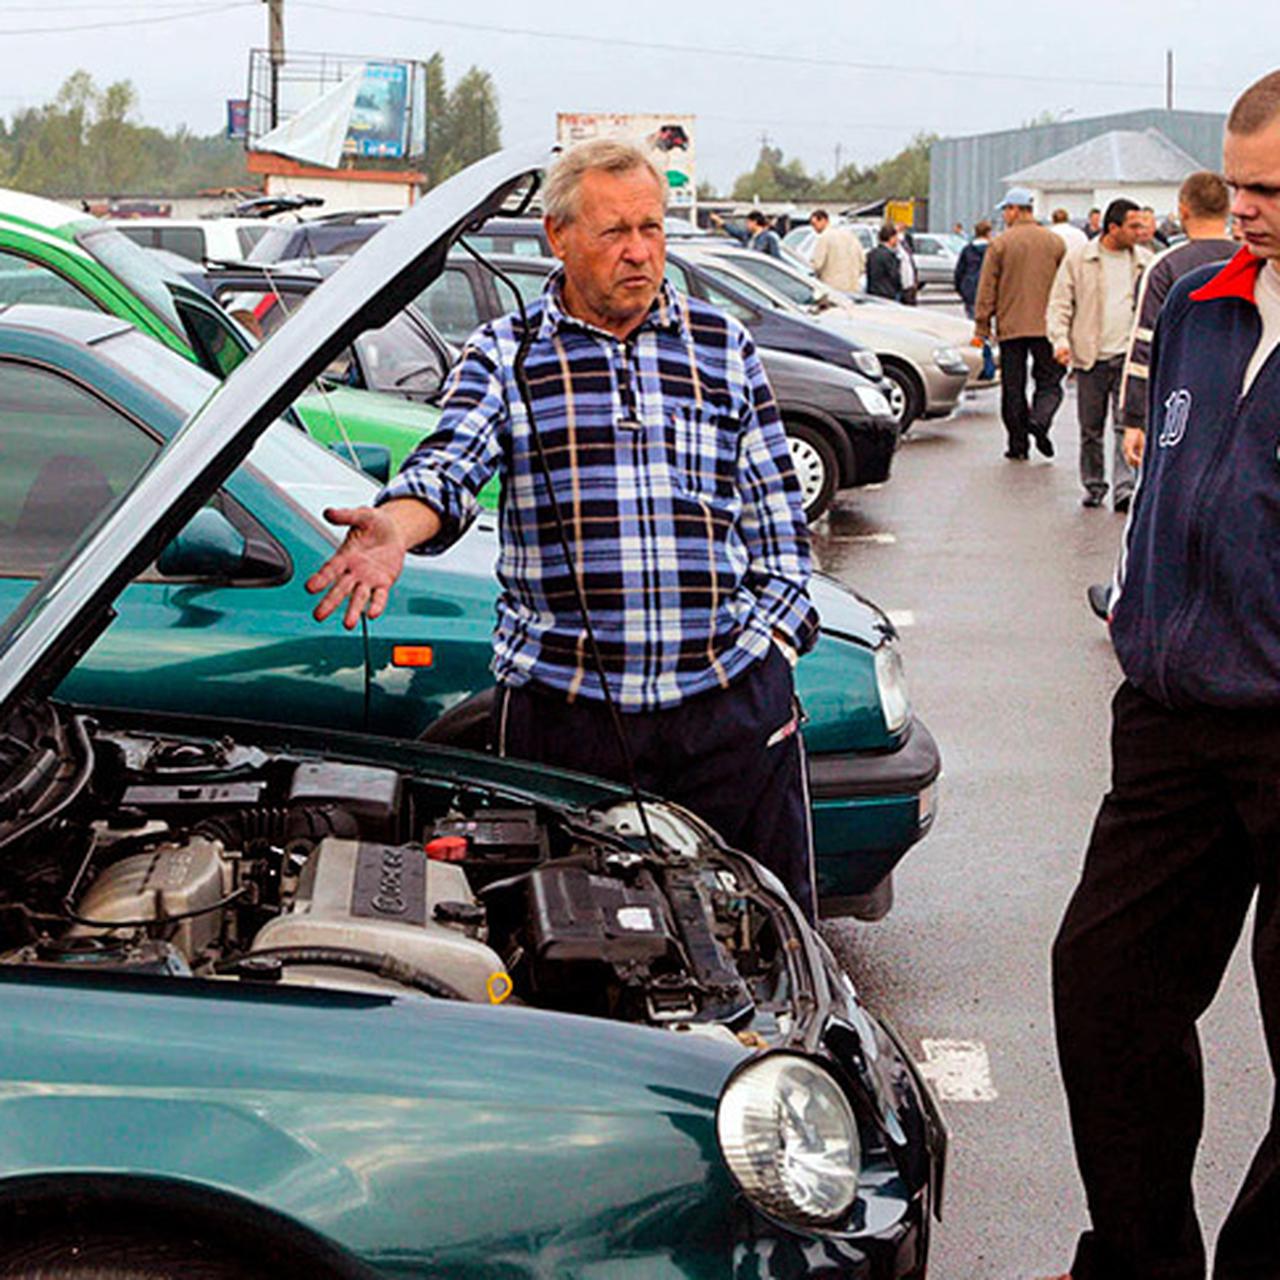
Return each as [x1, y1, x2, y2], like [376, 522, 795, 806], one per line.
[544, 216, 567, 261]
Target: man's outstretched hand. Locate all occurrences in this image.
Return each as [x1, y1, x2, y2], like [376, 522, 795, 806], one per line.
[307, 500, 439, 629]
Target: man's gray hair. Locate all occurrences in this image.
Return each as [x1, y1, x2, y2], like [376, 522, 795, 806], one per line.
[543, 139, 668, 226]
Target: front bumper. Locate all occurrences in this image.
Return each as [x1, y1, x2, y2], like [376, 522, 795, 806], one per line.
[841, 415, 899, 487]
[809, 720, 941, 903]
[920, 364, 969, 417]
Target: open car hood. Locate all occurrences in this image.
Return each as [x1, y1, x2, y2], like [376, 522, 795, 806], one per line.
[0, 144, 553, 717]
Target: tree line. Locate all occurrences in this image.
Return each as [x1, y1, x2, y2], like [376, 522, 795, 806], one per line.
[0, 60, 503, 198]
[719, 131, 937, 205]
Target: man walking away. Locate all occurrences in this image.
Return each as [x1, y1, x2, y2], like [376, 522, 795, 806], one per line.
[1050, 68, 1280, 1280]
[865, 223, 904, 300]
[1047, 198, 1150, 509]
[1050, 208, 1088, 253]
[712, 208, 783, 258]
[973, 186, 1067, 460]
[808, 209, 865, 293]
[1117, 171, 1236, 468]
[954, 221, 996, 378]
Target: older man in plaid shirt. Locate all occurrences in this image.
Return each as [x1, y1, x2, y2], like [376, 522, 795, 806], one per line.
[307, 139, 820, 917]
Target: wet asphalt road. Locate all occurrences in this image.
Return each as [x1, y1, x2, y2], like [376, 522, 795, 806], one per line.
[810, 358, 1270, 1278]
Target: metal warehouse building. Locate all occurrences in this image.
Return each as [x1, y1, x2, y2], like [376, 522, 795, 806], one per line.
[930, 108, 1226, 233]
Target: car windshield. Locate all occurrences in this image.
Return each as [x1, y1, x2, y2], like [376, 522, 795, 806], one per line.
[74, 224, 187, 341]
[696, 261, 796, 314]
[97, 326, 376, 526]
[727, 254, 823, 307]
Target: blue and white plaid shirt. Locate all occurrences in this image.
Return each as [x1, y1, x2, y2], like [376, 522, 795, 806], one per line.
[378, 273, 818, 711]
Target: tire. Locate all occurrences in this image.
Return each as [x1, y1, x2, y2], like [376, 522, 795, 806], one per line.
[784, 421, 839, 523]
[880, 362, 923, 432]
[0, 1235, 260, 1280]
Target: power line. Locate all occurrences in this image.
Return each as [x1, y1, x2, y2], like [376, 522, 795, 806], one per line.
[0, 0, 255, 34]
[291, 1, 1234, 96]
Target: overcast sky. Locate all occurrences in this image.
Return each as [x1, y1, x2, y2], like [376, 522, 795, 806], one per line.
[0, 0, 1272, 190]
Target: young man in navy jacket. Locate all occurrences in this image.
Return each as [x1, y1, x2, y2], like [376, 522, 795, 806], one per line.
[1049, 69, 1280, 1280]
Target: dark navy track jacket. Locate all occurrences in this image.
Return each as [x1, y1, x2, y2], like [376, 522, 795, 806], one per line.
[1112, 248, 1280, 709]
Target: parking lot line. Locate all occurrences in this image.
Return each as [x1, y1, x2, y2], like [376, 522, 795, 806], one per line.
[830, 532, 897, 545]
[886, 609, 916, 628]
[917, 1039, 998, 1102]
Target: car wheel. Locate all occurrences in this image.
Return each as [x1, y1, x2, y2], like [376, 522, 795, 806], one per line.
[880, 363, 923, 432]
[784, 422, 839, 523]
[0, 1237, 262, 1280]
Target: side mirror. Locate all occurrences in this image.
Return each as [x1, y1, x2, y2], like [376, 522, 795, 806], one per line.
[328, 440, 392, 484]
[158, 508, 246, 578]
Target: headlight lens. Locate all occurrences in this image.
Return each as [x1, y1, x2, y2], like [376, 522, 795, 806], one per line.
[933, 345, 969, 374]
[717, 1053, 860, 1225]
[850, 348, 883, 380]
[874, 642, 911, 734]
[853, 385, 893, 419]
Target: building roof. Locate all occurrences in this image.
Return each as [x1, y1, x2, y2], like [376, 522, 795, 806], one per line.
[1002, 128, 1201, 189]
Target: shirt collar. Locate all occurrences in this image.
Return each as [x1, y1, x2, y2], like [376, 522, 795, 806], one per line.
[1189, 245, 1267, 305]
[537, 268, 688, 342]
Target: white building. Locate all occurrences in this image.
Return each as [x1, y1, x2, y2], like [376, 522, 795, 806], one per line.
[1001, 128, 1203, 223]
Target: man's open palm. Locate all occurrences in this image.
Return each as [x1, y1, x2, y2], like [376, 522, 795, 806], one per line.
[307, 506, 407, 630]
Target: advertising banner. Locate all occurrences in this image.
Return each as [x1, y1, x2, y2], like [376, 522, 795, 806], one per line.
[346, 62, 410, 159]
[556, 113, 696, 208]
[226, 99, 249, 141]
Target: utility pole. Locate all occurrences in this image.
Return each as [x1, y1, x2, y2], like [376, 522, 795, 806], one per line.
[834, 143, 843, 175]
[265, 0, 284, 129]
[1166, 48, 1174, 111]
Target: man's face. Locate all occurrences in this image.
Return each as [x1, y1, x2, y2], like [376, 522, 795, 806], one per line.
[1107, 212, 1144, 248]
[1224, 115, 1280, 262]
[810, 213, 828, 232]
[1087, 210, 1101, 230]
[1001, 205, 1019, 227]
[544, 167, 666, 335]
[1136, 211, 1158, 243]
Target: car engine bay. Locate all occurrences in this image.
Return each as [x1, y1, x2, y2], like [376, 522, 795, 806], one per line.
[0, 701, 809, 1043]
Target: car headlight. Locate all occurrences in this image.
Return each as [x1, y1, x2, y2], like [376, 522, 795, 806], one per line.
[874, 642, 911, 734]
[853, 385, 893, 419]
[933, 345, 969, 375]
[849, 349, 883, 380]
[717, 1053, 860, 1226]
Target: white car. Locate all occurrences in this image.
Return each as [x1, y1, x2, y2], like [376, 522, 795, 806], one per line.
[105, 217, 272, 264]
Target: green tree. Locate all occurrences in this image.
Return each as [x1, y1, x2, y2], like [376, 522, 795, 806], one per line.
[443, 67, 501, 174]
[422, 52, 452, 186]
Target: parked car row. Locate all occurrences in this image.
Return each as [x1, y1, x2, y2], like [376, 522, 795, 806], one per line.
[0, 146, 945, 1278]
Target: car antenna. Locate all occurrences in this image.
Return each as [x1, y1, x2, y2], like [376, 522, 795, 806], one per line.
[455, 236, 662, 859]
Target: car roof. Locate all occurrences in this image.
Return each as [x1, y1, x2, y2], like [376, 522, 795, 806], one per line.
[0, 302, 136, 344]
[0, 187, 91, 236]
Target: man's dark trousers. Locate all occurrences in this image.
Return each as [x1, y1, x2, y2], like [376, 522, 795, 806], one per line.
[493, 643, 816, 920]
[1075, 354, 1135, 507]
[998, 336, 1064, 456]
[1053, 681, 1280, 1279]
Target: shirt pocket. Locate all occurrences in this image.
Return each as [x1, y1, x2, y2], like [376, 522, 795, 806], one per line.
[667, 405, 739, 503]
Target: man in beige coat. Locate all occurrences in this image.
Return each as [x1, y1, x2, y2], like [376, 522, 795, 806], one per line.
[973, 186, 1067, 459]
[808, 210, 865, 293]
[1047, 198, 1150, 509]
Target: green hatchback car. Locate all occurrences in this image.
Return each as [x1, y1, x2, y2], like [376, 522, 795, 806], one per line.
[0, 147, 945, 1277]
[0, 186, 442, 480]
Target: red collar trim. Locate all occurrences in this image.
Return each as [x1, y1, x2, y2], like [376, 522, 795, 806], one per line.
[1189, 246, 1266, 304]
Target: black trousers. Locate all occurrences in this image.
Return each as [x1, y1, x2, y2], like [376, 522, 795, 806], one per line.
[493, 644, 817, 920]
[1053, 681, 1280, 1279]
[998, 336, 1064, 455]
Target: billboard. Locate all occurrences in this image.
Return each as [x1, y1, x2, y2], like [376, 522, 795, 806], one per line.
[556, 113, 696, 208]
[226, 98, 249, 141]
[346, 62, 409, 159]
[245, 50, 427, 165]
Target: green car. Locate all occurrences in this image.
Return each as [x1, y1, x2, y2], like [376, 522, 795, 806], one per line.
[0, 182, 939, 920]
[0, 146, 944, 1276]
[0, 186, 443, 480]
